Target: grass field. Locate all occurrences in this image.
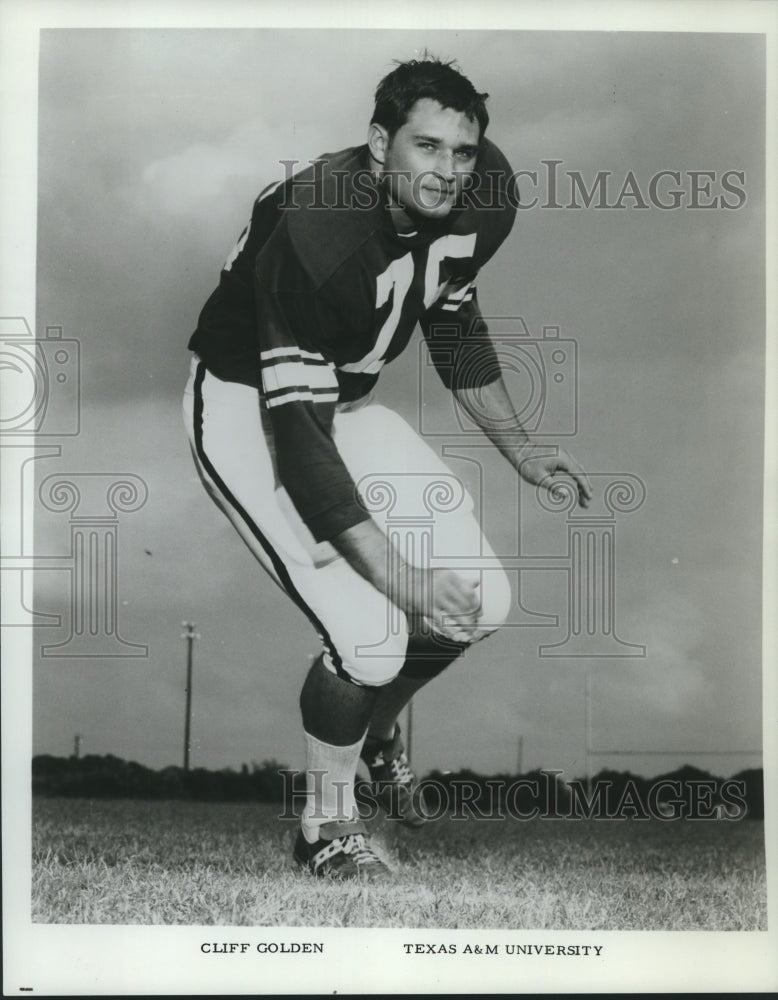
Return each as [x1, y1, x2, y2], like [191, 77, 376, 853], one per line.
[32, 797, 766, 929]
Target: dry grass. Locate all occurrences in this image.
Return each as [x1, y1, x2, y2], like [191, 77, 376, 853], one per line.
[32, 797, 767, 929]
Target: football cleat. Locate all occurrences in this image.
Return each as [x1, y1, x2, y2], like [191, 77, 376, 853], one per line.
[360, 724, 427, 828]
[293, 822, 391, 881]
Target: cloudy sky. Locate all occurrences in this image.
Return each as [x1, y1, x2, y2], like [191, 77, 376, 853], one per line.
[22, 25, 768, 780]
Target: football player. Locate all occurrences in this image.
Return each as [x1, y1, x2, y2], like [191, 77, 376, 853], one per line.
[184, 57, 590, 880]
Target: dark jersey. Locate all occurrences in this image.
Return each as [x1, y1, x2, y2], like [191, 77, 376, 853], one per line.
[189, 140, 517, 541]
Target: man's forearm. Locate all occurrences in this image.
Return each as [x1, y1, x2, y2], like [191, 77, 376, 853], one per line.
[453, 376, 537, 473]
[454, 375, 592, 507]
[329, 517, 405, 602]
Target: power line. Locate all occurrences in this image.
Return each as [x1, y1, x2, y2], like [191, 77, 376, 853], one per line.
[584, 668, 761, 783]
[588, 749, 762, 756]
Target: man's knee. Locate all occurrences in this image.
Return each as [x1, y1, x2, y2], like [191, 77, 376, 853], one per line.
[324, 630, 408, 687]
[474, 566, 512, 639]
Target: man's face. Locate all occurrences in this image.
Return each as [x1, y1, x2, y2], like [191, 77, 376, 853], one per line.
[379, 98, 481, 222]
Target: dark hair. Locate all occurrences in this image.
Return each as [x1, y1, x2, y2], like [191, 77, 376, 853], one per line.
[371, 56, 489, 139]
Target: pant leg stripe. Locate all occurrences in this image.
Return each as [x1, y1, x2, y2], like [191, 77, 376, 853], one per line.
[192, 361, 349, 680]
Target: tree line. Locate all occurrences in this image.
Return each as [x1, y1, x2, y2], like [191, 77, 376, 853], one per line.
[31, 753, 764, 819]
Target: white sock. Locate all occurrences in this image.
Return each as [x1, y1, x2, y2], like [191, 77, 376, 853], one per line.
[301, 730, 366, 843]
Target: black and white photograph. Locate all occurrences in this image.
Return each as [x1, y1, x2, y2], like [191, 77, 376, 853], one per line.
[1, 1, 776, 995]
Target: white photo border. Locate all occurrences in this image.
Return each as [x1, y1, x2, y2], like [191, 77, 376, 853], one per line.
[2, 0, 776, 995]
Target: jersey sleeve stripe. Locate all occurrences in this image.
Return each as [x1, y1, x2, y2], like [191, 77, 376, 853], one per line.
[437, 282, 476, 311]
[262, 359, 339, 394]
[260, 346, 331, 365]
[265, 388, 341, 408]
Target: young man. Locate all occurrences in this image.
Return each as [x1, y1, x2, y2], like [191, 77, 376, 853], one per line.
[184, 58, 590, 880]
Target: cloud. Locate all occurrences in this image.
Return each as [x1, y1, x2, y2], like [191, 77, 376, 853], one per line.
[141, 118, 279, 217]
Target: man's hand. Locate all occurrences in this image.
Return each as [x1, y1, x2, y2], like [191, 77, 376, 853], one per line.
[330, 520, 483, 641]
[518, 449, 592, 509]
[413, 567, 482, 643]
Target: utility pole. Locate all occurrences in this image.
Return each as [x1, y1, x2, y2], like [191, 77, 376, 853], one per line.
[181, 622, 200, 771]
[585, 670, 592, 797]
[73, 734, 82, 759]
[516, 734, 523, 776]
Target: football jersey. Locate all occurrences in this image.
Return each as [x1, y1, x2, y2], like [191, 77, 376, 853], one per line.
[189, 140, 517, 541]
